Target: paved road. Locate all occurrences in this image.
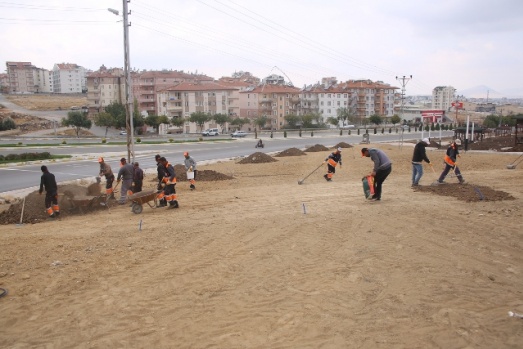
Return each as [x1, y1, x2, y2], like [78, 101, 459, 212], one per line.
[0, 130, 453, 196]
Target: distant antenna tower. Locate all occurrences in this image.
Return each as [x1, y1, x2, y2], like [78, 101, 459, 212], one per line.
[396, 75, 413, 150]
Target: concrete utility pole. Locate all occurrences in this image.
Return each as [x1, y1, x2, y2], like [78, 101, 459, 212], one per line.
[396, 75, 412, 149]
[122, 0, 134, 163]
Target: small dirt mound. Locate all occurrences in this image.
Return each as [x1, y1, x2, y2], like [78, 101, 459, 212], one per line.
[333, 142, 353, 149]
[305, 144, 329, 152]
[0, 184, 103, 225]
[275, 148, 307, 157]
[413, 183, 515, 202]
[173, 164, 233, 181]
[238, 152, 277, 164]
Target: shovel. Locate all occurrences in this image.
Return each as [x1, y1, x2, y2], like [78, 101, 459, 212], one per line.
[506, 153, 523, 169]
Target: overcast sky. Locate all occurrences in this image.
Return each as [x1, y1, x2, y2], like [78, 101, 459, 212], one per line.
[1, 0, 522, 97]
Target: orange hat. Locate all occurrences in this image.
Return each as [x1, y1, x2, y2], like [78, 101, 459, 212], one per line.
[184, 152, 189, 156]
[98, 157, 104, 163]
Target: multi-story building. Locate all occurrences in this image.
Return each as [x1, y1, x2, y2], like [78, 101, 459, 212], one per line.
[86, 65, 125, 115]
[52, 63, 86, 93]
[132, 70, 213, 115]
[0, 73, 10, 93]
[239, 84, 301, 130]
[6, 61, 36, 93]
[157, 81, 239, 133]
[432, 86, 456, 111]
[33, 68, 53, 93]
[299, 79, 398, 125]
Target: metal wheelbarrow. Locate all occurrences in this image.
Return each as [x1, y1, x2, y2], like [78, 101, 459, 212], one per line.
[128, 190, 159, 214]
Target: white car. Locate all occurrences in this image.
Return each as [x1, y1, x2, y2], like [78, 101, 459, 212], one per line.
[340, 125, 355, 129]
[119, 131, 127, 135]
[231, 131, 247, 138]
[202, 128, 219, 136]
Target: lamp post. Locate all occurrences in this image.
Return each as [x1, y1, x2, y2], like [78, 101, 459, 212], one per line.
[108, 3, 134, 163]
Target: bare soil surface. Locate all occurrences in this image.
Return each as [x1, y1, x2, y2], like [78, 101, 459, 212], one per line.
[5, 94, 88, 111]
[0, 143, 522, 348]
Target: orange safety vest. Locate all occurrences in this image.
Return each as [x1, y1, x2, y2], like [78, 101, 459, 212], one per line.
[327, 158, 338, 167]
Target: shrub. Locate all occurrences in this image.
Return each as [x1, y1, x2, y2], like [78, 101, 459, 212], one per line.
[6, 154, 19, 160]
[2, 117, 16, 130]
[62, 140, 67, 144]
[169, 138, 174, 143]
[17, 142, 23, 146]
[101, 138, 107, 144]
[136, 138, 142, 143]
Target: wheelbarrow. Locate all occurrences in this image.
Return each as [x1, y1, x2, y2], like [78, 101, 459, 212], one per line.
[128, 190, 158, 214]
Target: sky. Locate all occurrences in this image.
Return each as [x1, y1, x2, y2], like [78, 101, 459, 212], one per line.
[1, 0, 523, 97]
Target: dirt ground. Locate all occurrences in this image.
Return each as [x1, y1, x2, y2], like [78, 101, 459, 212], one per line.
[0, 141, 522, 348]
[4, 94, 88, 111]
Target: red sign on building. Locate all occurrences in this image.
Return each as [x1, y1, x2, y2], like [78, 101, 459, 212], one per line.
[451, 102, 463, 109]
[421, 110, 445, 122]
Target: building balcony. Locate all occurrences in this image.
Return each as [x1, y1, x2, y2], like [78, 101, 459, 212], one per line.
[167, 105, 183, 111]
[291, 97, 300, 103]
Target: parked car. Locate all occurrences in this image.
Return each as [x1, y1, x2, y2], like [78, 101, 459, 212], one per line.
[202, 128, 219, 136]
[119, 130, 127, 135]
[70, 106, 80, 110]
[340, 124, 355, 129]
[231, 131, 247, 138]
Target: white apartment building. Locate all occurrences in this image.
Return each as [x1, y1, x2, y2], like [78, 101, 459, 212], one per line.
[33, 68, 53, 93]
[52, 63, 86, 93]
[432, 86, 456, 111]
[157, 81, 239, 133]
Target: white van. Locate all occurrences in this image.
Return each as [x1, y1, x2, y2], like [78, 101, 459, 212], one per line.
[202, 128, 219, 136]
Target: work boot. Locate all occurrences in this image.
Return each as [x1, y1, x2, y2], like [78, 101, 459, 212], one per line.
[458, 177, 465, 184]
[49, 213, 56, 218]
[168, 200, 179, 209]
[190, 184, 195, 190]
[54, 211, 60, 217]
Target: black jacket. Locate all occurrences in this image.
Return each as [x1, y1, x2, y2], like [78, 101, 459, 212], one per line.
[412, 142, 430, 163]
[40, 172, 57, 194]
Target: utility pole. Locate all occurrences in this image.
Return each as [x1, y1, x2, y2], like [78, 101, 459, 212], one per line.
[122, 0, 134, 163]
[396, 75, 412, 149]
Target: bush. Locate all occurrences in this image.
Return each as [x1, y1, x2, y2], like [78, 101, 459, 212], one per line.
[169, 138, 174, 143]
[17, 142, 23, 146]
[5, 154, 18, 160]
[2, 117, 16, 130]
[101, 138, 107, 144]
[61, 140, 67, 144]
[136, 138, 142, 143]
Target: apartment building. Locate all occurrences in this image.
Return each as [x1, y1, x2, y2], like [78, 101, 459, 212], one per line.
[52, 63, 86, 93]
[432, 86, 456, 111]
[132, 70, 214, 115]
[0, 73, 9, 93]
[157, 81, 239, 133]
[86, 66, 125, 115]
[33, 68, 53, 93]
[6, 61, 36, 93]
[239, 84, 301, 130]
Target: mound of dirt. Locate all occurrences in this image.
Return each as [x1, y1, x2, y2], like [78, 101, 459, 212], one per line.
[275, 148, 307, 157]
[0, 184, 106, 225]
[305, 144, 329, 152]
[238, 152, 277, 164]
[173, 164, 233, 181]
[413, 183, 515, 202]
[333, 142, 353, 148]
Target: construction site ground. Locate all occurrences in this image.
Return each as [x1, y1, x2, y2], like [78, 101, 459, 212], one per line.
[0, 141, 522, 348]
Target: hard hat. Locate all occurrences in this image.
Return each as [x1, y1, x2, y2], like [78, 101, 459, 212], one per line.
[98, 157, 104, 163]
[422, 138, 430, 145]
[337, 147, 342, 152]
[454, 139, 462, 145]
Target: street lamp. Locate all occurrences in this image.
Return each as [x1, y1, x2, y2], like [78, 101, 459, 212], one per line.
[108, 4, 134, 163]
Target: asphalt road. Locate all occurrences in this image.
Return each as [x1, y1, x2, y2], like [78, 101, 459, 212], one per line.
[0, 130, 453, 195]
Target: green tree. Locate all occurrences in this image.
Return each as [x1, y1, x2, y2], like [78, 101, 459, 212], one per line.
[390, 114, 401, 125]
[61, 111, 92, 138]
[212, 113, 230, 133]
[301, 113, 315, 128]
[132, 99, 145, 130]
[2, 117, 16, 131]
[369, 114, 383, 125]
[253, 115, 268, 130]
[337, 107, 350, 127]
[104, 102, 127, 129]
[189, 111, 211, 132]
[230, 117, 250, 131]
[326, 116, 339, 127]
[284, 114, 301, 128]
[145, 115, 169, 134]
[93, 112, 114, 137]
[171, 116, 185, 128]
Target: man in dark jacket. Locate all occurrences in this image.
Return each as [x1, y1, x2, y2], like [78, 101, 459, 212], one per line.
[132, 162, 144, 193]
[39, 165, 60, 218]
[411, 138, 431, 186]
[361, 147, 392, 201]
[117, 158, 134, 204]
[323, 147, 342, 181]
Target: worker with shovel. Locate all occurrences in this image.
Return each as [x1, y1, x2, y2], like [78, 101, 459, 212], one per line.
[437, 139, 465, 184]
[323, 147, 342, 181]
[98, 157, 115, 199]
[39, 165, 60, 218]
[411, 138, 431, 186]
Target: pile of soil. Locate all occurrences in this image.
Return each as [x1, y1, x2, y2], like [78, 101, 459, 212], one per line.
[333, 142, 353, 148]
[238, 152, 277, 164]
[275, 148, 307, 157]
[0, 184, 104, 225]
[0, 110, 53, 133]
[173, 164, 233, 181]
[413, 183, 515, 202]
[304, 144, 329, 152]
